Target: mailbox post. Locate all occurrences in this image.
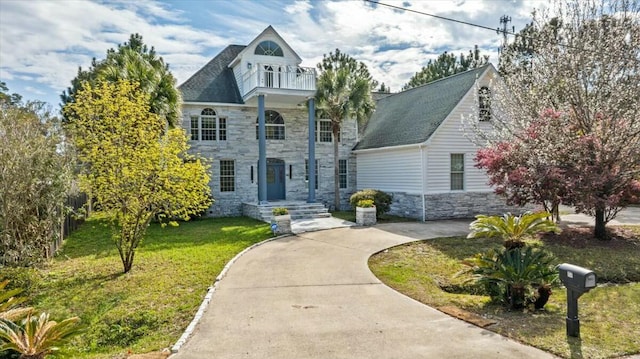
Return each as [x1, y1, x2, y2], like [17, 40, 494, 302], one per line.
[558, 263, 597, 337]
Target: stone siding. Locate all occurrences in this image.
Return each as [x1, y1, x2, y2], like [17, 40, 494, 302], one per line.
[388, 192, 424, 220]
[386, 191, 528, 220]
[183, 104, 358, 216]
[424, 192, 527, 220]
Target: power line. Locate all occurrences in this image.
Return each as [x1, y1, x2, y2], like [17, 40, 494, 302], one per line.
[364, 0, 638, 59]
[363, 0, 517, 37]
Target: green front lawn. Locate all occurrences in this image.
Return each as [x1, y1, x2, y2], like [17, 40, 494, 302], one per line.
[0, 215, 271, 358]
[369, 230, 640, 359]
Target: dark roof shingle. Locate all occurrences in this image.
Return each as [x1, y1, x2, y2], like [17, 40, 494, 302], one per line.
[179, 45, 246, 104]
[355, 65, 491, 150]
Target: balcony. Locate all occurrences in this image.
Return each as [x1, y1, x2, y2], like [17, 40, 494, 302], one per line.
[241, 64, 316, 106]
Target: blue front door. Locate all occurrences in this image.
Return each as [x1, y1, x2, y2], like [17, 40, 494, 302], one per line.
[266, 159, 285, 201]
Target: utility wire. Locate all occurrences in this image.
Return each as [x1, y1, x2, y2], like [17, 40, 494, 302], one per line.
[363, 0, 518, 36]
[364, 0, 639, 59]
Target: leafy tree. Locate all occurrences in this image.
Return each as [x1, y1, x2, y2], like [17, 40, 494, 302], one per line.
[61, 33, 181, 127]
[469, 0, 640, 239]
[402, 45, 488, 90]
[315, 49, 377, 210]
[64, 80, 212, 273]
[0, 82, 22, 106]
[0, 91, 71, 267]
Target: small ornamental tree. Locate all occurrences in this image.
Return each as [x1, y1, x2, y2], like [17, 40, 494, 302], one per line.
[65, 80, 212, 273]
[467, 0, 640, 239]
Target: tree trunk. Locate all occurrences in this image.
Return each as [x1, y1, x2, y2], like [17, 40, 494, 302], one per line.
[594, 208, 608, 240]
[333, 125, 340, 211]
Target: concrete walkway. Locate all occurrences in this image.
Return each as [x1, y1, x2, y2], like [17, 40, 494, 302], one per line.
[171, 220, 556, 359]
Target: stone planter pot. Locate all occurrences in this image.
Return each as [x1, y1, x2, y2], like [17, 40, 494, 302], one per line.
[356, 207, 376, 226]
[273, 214, 292, 234]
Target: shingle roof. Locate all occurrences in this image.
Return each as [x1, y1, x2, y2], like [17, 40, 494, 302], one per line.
[179, 45, 246, 104]
[355, 64, 492, 150]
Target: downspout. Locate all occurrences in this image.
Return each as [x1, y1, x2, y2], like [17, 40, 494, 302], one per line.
[419, 144, 427, 222]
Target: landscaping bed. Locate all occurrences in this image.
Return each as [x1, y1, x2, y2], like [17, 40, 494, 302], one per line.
[369, 225, 640, 359]
[0, 215, 271, 358]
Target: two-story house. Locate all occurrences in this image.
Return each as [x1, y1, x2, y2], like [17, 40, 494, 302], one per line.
[179, 26, 357, 220]
[180, 26, 521, 222]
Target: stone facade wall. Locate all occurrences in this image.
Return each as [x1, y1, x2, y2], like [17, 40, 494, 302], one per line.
[386, 191, 528, 220]
[387, 192, 424, 220]
[184, 104, 358, 216]
[424, 191, 528, 220]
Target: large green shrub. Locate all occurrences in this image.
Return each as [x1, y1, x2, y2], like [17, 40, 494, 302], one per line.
[349, 189, 392, 216]
[463, 246, 558, 310]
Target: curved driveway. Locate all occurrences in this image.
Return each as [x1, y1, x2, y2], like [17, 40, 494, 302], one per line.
[171, 220, 556, 359]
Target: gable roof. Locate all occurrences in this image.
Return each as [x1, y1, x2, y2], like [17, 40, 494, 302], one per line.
[229, 25, 302, 67]
[178, 45, 246, 104]
[354, 64, 494, 150]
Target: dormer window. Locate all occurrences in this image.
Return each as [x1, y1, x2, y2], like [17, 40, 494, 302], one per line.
[255, 41, 283, 57]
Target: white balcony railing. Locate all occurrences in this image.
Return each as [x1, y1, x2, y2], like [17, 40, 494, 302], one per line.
[242, 64, 316, 97]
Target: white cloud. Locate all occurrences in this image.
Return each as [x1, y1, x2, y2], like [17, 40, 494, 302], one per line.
[0, 0, 541, 104]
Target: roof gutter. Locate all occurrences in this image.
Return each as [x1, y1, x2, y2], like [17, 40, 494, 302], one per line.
[352, 142, 424, 154]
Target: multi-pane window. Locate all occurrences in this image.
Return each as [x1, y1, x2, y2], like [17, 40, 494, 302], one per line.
[339, 159, 348, 189]
[219, 160, 235, 192]
[254, 40, 284, 56]
[479, 86, 491, 121]
[315, 120, 340, 142]
[256, 110, 285, 140]
[450, 154, 465, 191]
[305, 159, 319, 190]
[191, 108, 226, 141]
[201, 108, 216, 141]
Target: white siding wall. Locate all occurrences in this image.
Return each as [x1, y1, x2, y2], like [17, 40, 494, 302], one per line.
[425, 75, 494, 194]
[356, 147, 423, 194]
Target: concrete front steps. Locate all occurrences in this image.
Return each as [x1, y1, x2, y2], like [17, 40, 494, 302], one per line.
[242, 201, 331, 223]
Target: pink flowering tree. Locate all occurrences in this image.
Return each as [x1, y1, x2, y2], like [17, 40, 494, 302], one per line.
[466, 0, 640, 239]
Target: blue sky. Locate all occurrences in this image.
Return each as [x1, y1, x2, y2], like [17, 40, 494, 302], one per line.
[0, 0, 541, 110]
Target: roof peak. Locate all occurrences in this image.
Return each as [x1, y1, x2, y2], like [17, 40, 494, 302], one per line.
[387, 63, 492, 99]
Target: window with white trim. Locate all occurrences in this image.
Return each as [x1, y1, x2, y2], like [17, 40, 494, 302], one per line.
[450, 154, 464, 191]
[339, 159, 348, 189]
[256, 110, 285, 140]
[254, 40, 283, 57]
[191, 108, 227, 141]
[315, 119, 340, 142]
[479, 86, 491, 121]
[220, 160, 235, 192]
[305, 159, 318, 190]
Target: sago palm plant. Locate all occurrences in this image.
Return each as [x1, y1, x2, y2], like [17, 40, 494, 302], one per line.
[0, 312, 81, 359]
[0, 280, 31, 322]
[467, 211, 561, 249]
[463, 246, 558, 309]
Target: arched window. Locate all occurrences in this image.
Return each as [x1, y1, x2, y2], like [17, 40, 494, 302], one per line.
[254, 40, 284, 56]
[256, 110, 285, 140]
[190, 108, 227, 141]
[478, 86, 491, 121]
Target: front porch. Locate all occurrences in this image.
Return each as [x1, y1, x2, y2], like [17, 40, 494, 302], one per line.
[242, 201, 330, 223]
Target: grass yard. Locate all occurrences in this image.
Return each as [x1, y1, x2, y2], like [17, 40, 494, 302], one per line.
[369, 226, 640, 359]
[331, 210, 416, 223]
[0, 215, 271, 358]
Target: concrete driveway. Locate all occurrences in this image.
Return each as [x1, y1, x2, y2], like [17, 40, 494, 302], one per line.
[170, 220, 556, 359]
